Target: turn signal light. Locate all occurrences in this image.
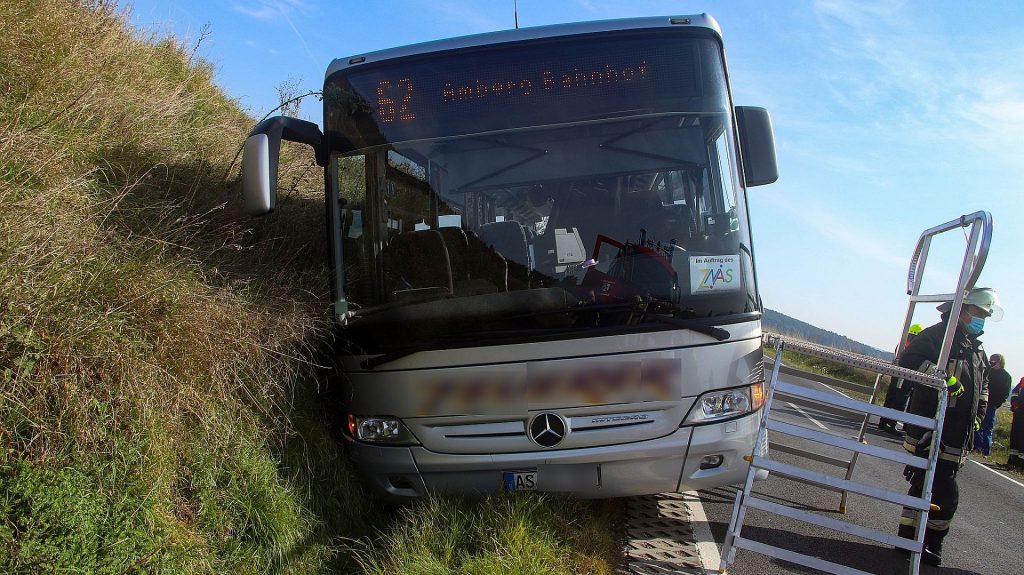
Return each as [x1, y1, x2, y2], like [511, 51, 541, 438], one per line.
[751, 381, 765, 411]
[682, 382, 766, 426]
[347, 414, 357, 438]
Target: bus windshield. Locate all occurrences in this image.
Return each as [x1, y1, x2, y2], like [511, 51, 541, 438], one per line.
[325, 32, 759, 351]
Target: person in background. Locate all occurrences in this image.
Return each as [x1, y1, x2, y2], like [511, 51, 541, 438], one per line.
[1008, 376, 1024, 470]
[878, 323, 925, 433]
[905, 323, 924, 349]
[973, 353, 1012, 456]
[898, 288, 1001, 566]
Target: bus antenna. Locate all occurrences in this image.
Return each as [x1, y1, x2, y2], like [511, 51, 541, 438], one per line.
[514, 0, 519, 29]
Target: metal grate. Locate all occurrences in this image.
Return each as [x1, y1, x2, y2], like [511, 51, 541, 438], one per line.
[622, 493, 704, 575]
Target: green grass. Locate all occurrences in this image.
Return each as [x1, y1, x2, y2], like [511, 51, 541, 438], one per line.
[764, 344, 881, 401]
[982, 407, 1015, 467]
[0, 2, 624, 573]
[353, 495, 623, 575]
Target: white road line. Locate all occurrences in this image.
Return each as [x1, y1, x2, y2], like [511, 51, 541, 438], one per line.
[786, 401, 829, 430]
[775, 362, 857, 400]
[789, 370, 857, 400]
[682, 490, 722, 574]
[817, 381, 854, 400]
[969, 459, 1024, 488]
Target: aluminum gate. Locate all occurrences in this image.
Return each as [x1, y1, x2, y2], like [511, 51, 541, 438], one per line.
[721, 211, 993, 575]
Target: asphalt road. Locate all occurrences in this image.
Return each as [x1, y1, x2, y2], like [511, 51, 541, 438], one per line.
[698, 369, 1023, 575]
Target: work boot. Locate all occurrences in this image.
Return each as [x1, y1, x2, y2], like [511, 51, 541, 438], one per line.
[922, 530, 944, 567]
[878, 419, 898, 434]
[921, 545, 941, 566]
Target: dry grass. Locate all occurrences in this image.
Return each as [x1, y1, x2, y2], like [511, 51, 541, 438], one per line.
[0, 1, 364, 573]
[0, 3, 625, 574]
[352, 495, 623, 575]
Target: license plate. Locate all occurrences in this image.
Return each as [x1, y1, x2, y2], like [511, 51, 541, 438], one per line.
[503, 470, 537, 492]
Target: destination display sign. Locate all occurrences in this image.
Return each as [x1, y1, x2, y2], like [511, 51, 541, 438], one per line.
[327, 34, 723, 149]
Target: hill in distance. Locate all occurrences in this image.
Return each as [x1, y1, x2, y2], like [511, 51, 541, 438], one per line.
[763, 308, 894, 361]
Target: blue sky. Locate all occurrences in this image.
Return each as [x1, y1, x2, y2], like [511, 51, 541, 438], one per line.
[124, 0, 1024, 368]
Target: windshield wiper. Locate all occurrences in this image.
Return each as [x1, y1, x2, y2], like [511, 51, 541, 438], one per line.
[499, 297, 733, 340]
[357, 300, 732, 369]
[622, 299, 730, 341]
[360, 337, 465, 370]
[347, 289, 452, 321]
[644, 314, 730, 341]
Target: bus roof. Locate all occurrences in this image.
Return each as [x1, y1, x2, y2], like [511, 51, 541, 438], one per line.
[326, 14, 721, 80]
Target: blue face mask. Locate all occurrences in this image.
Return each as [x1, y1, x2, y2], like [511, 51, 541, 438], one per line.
[965, 316, 985, 335]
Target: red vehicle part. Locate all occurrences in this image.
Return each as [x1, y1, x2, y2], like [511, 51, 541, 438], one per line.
[581, 234, 678, 303]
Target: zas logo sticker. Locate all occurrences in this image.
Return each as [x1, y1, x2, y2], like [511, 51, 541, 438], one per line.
[689, 255, 741, 293]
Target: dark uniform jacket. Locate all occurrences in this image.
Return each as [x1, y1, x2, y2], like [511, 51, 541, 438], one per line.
[901, 319, 988, 465]
[986, 367, 1012, 409]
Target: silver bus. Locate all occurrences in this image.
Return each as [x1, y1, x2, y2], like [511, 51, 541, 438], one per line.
[242, 14, 778, 500]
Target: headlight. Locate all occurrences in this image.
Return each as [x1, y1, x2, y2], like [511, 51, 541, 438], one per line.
[682, 383, 765, 425]
[347, 414, 419, 444]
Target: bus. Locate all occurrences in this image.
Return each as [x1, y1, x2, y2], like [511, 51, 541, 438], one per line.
[242, 14, 778, 500]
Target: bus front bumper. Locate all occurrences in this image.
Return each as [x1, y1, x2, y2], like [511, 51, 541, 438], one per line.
[344, 410, 760, 500]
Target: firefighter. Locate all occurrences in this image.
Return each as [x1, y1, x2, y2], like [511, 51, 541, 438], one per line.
[897, 287, 1001, 566]
[1009, 377, 1024, 470]
[878, 323, 925, 433]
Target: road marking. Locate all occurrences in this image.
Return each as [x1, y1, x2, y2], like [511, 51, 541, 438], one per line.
[779, 371, 854, 427]
[817, 381, 854, 400]
[682, 490, 722, 574]
[785, 401, 829, 430]
[776, 361, 858, 400]
[968, 459, 1024, 488]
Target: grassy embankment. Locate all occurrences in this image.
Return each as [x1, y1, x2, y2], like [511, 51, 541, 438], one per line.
[764, 345, 879, 397]
[0, 2, 621, 573]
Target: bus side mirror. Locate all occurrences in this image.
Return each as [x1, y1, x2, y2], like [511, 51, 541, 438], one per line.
[241, 116, 326, 216]
[735, 106, 778, 187]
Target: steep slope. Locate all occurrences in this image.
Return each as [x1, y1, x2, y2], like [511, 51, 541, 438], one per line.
[0, 1, 368, 572]
[0, 3, 621, 574]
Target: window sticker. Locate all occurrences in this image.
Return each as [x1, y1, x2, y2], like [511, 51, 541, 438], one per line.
[689, 255, 741, 293]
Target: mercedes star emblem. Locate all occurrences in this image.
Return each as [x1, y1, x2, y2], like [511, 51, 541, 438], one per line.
[529, 412, 567, 448]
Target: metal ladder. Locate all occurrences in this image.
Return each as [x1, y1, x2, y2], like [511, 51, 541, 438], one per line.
[720, 211, 992, 575]
[760, 353, 886, 515]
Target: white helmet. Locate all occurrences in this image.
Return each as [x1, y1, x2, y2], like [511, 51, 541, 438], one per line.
[937, 287, 1003, 321]
[965, 287, 1003, 321]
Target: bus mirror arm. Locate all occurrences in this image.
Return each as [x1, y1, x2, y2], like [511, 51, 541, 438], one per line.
[735, 106, 779, 187]
[241, 116, 326, 216]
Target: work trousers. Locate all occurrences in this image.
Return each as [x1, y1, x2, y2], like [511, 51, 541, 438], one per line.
[898, 459, 959, 551]
[973, 406, 998, 456]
